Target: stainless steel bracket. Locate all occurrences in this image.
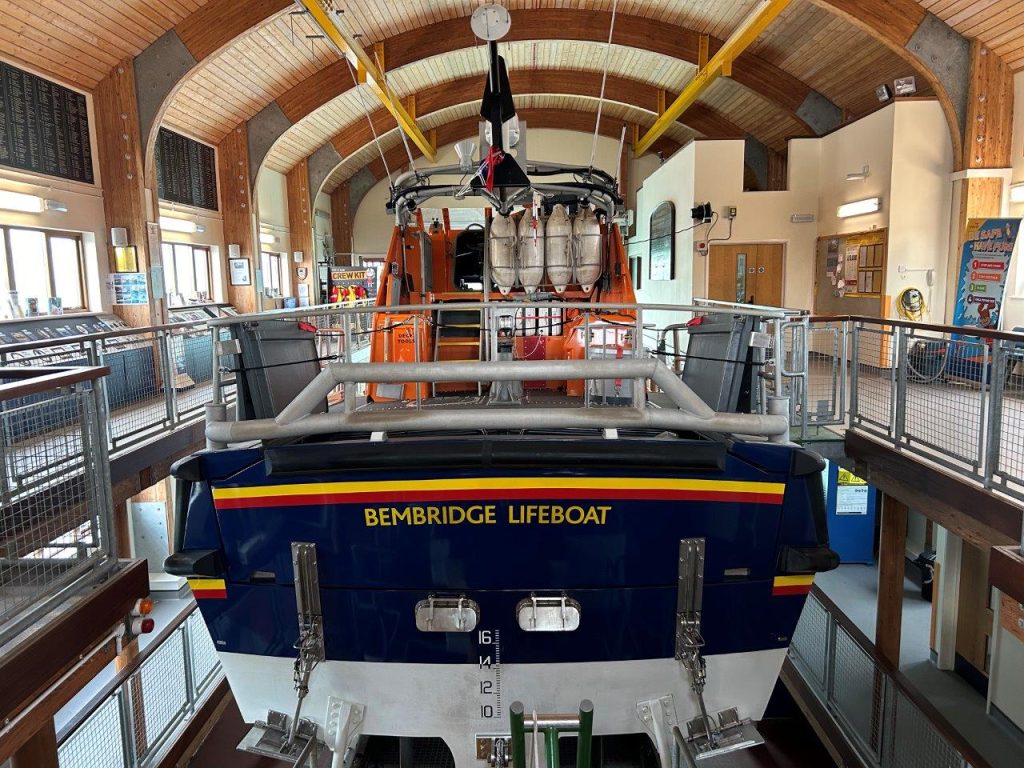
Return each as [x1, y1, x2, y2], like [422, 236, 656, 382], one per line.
[238, 709, 320, 767]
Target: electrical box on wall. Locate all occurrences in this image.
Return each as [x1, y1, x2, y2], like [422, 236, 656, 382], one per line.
[695, 240, 709, 256]
[725, 206, 737, 220]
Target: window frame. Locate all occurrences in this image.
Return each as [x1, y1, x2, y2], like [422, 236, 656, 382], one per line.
[260, 251, 285, 296]
[161, 241, 213, 306]
[0, 224, 88, 311]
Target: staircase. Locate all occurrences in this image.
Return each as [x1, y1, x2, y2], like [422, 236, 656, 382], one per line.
[432, 307, 484, 396]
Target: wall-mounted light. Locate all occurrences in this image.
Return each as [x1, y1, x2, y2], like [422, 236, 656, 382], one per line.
[159, 216, 205, 234]
[893, 76, 917, 97]
[259, 232, 277, 245]
[44, 199, 68, 213]
[1010, 183, 1024, 204]
[0, 190, 44, 213]
[790, 213, 816, 223]
[837, 197, 881, 219]
[846, 165, 870, 181]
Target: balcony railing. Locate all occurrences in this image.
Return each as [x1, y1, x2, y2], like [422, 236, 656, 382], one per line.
[0, 365, 118, 646]
[790, 587, 990, 768]
[56, 607, 223, 768]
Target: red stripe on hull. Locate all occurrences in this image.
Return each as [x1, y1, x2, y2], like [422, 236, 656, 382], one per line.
[772, 585, 812, 597]
[192, 589, 227, 600]
[213, 488, 783, 510]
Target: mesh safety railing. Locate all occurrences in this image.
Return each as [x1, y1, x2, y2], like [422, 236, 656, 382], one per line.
[57, 609, 222, 768]
[0, 366, 117, 646]
[0, 318, 237, 455]
[807, 316, 1024, 505]
[790, 588, 988, 768]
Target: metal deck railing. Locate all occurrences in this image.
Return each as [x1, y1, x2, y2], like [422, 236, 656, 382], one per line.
[56, 606, 223, 768]
[0, 365, 118, 647]
[790, 587, 990, 768]
[805, 315, 1024, 548]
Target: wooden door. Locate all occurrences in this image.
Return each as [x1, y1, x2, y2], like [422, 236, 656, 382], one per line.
[955, 542, 993, 682]
[708, 244, 784, 305]
[751, 244, 784, 306]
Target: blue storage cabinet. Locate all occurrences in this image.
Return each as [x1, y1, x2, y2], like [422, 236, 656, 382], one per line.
[822, 460, 878, 564]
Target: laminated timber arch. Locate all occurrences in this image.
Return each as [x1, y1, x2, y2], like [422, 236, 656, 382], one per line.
[261, 67, 742, 192]
[264, 8, 836, 162]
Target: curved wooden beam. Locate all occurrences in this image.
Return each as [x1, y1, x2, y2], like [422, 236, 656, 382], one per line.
[324, 69, 742, 164]
[326, 108, 682, 194]
[275, 10, 829, 142]
[812, 0, 969, 163]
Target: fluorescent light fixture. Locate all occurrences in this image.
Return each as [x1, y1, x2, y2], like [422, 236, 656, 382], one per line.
[260, 232, 277, 245]
[0, 190, 44, 213]
[837, 197, 881, 219]
[1010, 183, 1024, 204]
[790, 213, 816, 223]
[44, 199, 68, 213]
[159, 216, 198, 234]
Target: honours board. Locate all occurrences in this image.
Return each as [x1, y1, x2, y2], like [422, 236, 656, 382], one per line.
[156, 128, 218, 211]
[0, 61, 94, 184]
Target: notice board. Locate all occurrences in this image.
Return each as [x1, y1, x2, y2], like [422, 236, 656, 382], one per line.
[814, 229, 887, 316]
[156, 128, 219, 211]
[0, 61, 94, 184]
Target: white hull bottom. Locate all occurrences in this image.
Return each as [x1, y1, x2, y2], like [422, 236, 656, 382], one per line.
[220, 649, 787, 767]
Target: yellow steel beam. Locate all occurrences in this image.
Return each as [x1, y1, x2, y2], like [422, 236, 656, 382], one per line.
[634, 0, 792, 155]
[295, 0, 437, 161]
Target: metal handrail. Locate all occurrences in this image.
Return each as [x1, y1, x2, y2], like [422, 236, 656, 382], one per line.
[0, 317, 212, 355]
[206, 299, 791, 328]
[791, 586, 991, 768]
[0, 365, 110, 402]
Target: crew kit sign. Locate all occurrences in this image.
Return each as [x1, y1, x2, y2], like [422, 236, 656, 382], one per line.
[953, 218, 1021, 335]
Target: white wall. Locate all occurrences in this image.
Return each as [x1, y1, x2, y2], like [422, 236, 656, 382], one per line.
[632, 101, 953, 318]
[256, 168, 292, 256]
[887, 101, 954, 322]
[352, 129, 623, 260]
[1004, 72, 1024, 330]
[0, 169, 110, 314]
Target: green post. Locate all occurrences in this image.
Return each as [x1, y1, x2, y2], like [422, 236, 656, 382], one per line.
[576, 699, 594, 768]
[544, 727, 560, 768]
[510, 701, 526, 768]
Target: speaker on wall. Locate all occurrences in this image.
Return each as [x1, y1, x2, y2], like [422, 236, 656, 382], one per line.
[110, 227, 128, 247]
[228, 243, 241, 258]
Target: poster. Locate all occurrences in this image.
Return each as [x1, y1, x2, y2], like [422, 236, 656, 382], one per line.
[835, 468, 869, 516]
[952, 218, 1020, 336]
[228, 258, 251, 286]
[329, 268, 378, 302]
[106, 273, 149, 306]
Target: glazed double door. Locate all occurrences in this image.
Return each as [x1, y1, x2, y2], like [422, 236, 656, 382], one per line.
[708, 243, 784, 307]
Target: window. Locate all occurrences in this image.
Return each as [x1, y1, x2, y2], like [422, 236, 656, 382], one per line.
[0, 225, 87, 311]
[261, 251, 285, 296]
[162, 242, 212, 306]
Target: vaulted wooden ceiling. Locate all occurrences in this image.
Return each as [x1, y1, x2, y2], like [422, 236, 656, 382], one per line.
[152, 0, 940, 182]
[3, 0, 1019, 188]
[0, 0, 215, 89]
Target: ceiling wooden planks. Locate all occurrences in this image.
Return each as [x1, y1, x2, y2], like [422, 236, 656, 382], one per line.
[755, 0, 934, 115]
[917, 0, 1024, 70]
[0, 0, 213, 88]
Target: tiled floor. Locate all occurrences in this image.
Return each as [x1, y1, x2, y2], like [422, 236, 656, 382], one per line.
[817, 564, 1024, 768]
